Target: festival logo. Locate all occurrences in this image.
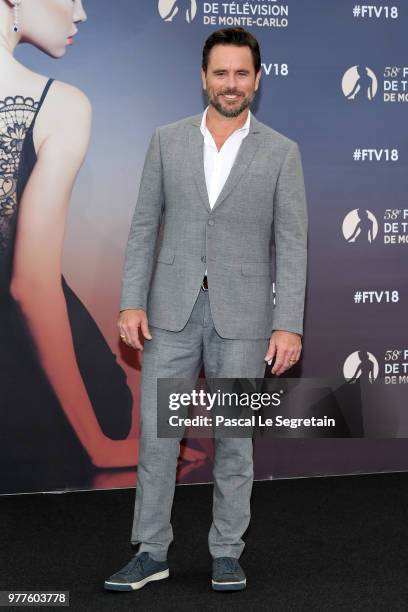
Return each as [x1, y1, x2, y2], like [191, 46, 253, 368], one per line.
[158, 0, 197, 23]
[342, 65, 378, 100]
[343, 351, 379, 383]
[342, 209, 379, 243]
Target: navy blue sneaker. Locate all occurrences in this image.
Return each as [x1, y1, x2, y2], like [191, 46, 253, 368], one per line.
[211, 556, 246, 591]
[104, 551, 169, 591]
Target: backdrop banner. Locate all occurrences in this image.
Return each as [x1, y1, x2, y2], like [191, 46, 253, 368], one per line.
[1, 0, 406, 494]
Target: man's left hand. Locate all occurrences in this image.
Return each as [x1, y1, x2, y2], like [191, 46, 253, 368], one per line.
[264, 330, 302, 376]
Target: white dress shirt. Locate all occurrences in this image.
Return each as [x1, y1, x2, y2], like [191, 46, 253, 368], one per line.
[200, 106, 251, 275]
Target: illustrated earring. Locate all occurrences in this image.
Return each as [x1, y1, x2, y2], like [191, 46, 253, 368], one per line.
[12, 0, 21, 33]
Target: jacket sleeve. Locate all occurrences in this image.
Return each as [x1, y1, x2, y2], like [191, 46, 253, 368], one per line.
[119, 128, 164, 311]
[272, 141, 308, 336]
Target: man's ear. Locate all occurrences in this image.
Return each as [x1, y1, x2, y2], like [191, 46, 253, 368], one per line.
[200, 68, 207, 91]
[254, 69, 261, 92]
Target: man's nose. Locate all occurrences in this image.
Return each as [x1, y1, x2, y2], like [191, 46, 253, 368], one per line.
[225, 74, 238, 90]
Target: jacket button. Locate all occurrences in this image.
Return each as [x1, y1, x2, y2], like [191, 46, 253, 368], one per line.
[208, 219, 214, 226]
[201, 256, 206, 263]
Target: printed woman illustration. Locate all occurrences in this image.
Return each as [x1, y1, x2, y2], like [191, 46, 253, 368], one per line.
[0, 0, 139, 491]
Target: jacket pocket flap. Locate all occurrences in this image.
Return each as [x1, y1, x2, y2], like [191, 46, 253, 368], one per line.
[157, 247, 175, 265]
[241, 262, 271, 276]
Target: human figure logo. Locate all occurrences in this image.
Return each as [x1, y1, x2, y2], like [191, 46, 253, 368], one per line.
[342, 66, 378, 100]
[343, 351, 379, 384]
[158, 0, 198, 23]
[342, 209, 378, 244]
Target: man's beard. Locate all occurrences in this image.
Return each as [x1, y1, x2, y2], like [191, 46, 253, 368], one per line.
[206, 88, 254, 118]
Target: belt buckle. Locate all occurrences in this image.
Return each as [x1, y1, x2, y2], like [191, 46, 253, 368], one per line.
[201, 275, 208, 291]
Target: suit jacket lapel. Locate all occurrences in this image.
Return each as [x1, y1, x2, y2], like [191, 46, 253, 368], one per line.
[212, 122, 262, 212]
[188, 118, 211, 213]
[188, 113, 263, 214]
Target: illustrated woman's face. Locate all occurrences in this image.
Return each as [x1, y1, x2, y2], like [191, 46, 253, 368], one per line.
[19, 0, 87, 58]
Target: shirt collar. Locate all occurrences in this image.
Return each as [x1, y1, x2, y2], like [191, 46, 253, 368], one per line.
[200, 106, 251, 137]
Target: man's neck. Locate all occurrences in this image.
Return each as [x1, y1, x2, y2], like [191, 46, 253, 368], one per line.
[205, 105, 250, 137]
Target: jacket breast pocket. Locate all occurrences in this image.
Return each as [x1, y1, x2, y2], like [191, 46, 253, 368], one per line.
[156, 247, 175, 265]
[241, 262, 272, 276]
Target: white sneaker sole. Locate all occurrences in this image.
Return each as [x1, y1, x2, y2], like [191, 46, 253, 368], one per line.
[212, 577, 246, 591]
[104, 568, 169, 591]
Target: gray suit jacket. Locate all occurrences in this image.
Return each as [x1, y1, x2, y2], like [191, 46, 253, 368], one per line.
[120, 112, 308, 339]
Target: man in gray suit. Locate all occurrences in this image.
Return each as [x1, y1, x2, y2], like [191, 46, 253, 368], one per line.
[105, 27, 307, 593]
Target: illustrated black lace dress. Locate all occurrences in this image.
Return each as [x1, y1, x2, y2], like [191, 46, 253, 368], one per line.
[0, 79, 133, 493]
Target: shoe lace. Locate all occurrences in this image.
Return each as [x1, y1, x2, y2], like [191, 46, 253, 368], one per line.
[215, 557, 239, 574]
[122, 552, 148, 576]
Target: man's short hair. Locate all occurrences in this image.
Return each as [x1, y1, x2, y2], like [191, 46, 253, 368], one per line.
[202, 27, 261, 74]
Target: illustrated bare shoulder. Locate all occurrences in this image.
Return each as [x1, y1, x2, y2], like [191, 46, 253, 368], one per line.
[33, 79, 92, 155]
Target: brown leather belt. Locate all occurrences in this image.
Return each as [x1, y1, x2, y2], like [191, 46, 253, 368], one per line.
[201, 274, 208, 291]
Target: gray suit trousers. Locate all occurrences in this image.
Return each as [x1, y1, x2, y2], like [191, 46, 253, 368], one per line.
[131, 286, 269, 561]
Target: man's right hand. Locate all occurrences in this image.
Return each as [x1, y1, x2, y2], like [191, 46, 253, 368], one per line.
[118, 309, 152, 351]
